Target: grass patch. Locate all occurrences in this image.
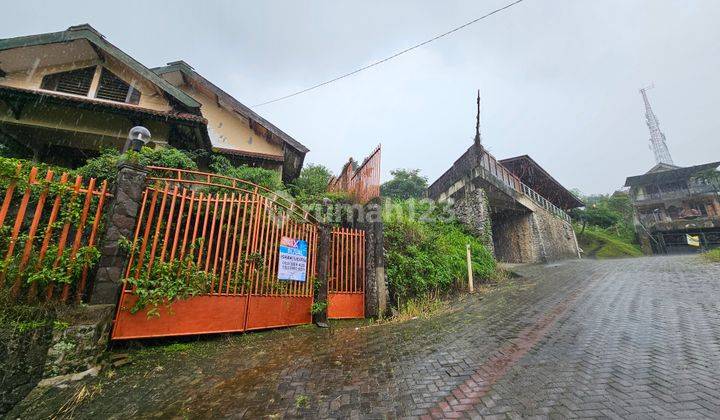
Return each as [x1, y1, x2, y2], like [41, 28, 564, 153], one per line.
[391, 296, 450, 323]
[577, 226, 643, 259]
[384, 199, 497, 308]
[702, 248, 720, 262]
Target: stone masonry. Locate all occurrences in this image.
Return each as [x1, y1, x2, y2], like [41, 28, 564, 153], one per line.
[428, 143, 580, 264]
[453, 187, 495, 255]
[90, 163, 148, 305]
[492, 202, 580, 263]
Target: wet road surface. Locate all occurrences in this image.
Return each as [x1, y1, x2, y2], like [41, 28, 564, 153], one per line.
[11, 255, 720, 418]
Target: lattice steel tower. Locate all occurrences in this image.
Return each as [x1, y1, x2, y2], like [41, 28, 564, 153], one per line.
[640, 85, 674, 165]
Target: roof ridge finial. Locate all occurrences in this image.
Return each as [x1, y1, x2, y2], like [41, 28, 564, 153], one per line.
[474, 89, 481, 147]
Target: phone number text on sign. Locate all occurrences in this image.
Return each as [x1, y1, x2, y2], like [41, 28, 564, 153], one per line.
[278, 236, 308, 282]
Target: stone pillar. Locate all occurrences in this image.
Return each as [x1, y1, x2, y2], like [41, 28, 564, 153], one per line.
[313, 223, 331, 325]
[453, 185, 494, 255]
[361, 199, 387, 318]
[89, 163, 148, 305]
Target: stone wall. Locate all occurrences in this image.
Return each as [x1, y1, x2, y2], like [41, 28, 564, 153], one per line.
[453, 187, 495, 255]
[0, 304, 114, 414]
[0, 306, 54, 415]
[43, 305, 114, 379]
[491, 205, 579, 264]
[531, 208, 580, 262]
[492, 211, 538, 263]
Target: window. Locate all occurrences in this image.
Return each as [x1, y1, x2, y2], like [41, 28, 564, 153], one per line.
[40, 66, 96, 96]
[95, 68, 141, 104]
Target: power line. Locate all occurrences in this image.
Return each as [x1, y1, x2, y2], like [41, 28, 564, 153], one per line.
[253, 0, 526, 107]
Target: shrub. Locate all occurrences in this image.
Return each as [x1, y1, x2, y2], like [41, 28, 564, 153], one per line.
[0, 156, 76, 187]
[290, 164, 333, 198]
[76, 147, 198, 183]
[209, 155, 283, 191]
[383, 199, 495, 306]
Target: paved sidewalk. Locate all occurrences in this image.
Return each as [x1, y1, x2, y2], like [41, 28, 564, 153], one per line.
[11, 255, 720, 419]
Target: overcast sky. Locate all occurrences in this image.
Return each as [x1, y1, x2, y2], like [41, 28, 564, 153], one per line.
[3, 0, 719, 194]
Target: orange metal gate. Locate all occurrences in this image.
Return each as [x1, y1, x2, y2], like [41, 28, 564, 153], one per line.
[328, 227, 365, 319]
[111, 168, 317, 340]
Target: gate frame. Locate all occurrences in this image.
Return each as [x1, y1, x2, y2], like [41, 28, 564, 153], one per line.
[108, 167, 318, 340]
[328, 227, 365, 319]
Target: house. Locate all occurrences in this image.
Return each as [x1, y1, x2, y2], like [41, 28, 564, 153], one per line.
[0, 24, 308, 181]
[153, 61, 308, 181]
[624, 162, 720, 253]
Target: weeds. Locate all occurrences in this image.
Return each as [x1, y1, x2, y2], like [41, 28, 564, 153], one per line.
[702, 248, 720, 263]
[295, 395, 309, 408]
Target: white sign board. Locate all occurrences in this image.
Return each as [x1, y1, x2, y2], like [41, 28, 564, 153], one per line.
[278, 236, 308, 282]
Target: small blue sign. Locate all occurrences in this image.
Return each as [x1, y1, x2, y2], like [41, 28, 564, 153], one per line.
[278, 237, 308, 282]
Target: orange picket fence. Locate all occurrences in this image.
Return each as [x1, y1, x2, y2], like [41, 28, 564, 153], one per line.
[0, 165, 110, 303]
[111, 167, 318, 340]
[328, 227, 365, 319]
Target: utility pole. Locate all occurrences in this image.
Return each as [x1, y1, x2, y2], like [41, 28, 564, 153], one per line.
[640, 84, 674, 165]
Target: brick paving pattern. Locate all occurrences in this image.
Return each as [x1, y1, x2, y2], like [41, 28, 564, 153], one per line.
[11, 255, 720, 419]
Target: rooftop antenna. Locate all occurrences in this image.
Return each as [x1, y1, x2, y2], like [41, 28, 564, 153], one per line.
[639, 83, 674, 165]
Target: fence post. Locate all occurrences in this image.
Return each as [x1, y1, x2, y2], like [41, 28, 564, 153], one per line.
[362, 199, 387, 318]
[466, 244, 474, 293]
[314, 222, 331, 325]
[89, 163, 148, 304]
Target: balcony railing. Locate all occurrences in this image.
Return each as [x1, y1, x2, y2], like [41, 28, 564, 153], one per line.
[634, 185, 718, 202]
[478, 150, 572, 223]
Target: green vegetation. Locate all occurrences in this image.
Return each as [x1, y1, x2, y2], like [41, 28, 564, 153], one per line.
[208, 155, 283, 191]
[571, 191, 642, 259]
[383, 199, 496, 307]
[76, 148, 286, 192]
[576, 225, 643, 259]
[380, 169, 428, 200]
[120, 238, 217, 317]
[289, 163, 333, 198]
[287, 164, 354, 215]
[310, 300, 328, 315]
[76, 147, 199, 183]
[295, 395, 309, 408]
[0, 290, 55, 336]
[0, 159, 104, 299]
[703, 248, 720, 263]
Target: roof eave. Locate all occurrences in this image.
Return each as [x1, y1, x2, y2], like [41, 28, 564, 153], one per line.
[0, 25, 202, 112]
[153, 62, 310, 154]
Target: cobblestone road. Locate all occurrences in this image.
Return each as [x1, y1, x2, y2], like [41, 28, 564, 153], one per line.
[12, 255, 720, 419]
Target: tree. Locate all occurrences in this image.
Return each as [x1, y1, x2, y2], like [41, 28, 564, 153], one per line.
[289, 164, 333, 198]
[381, 169, 428, 200]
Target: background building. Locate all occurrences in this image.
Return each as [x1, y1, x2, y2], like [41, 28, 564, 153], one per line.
[625, 162, 720, 253]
